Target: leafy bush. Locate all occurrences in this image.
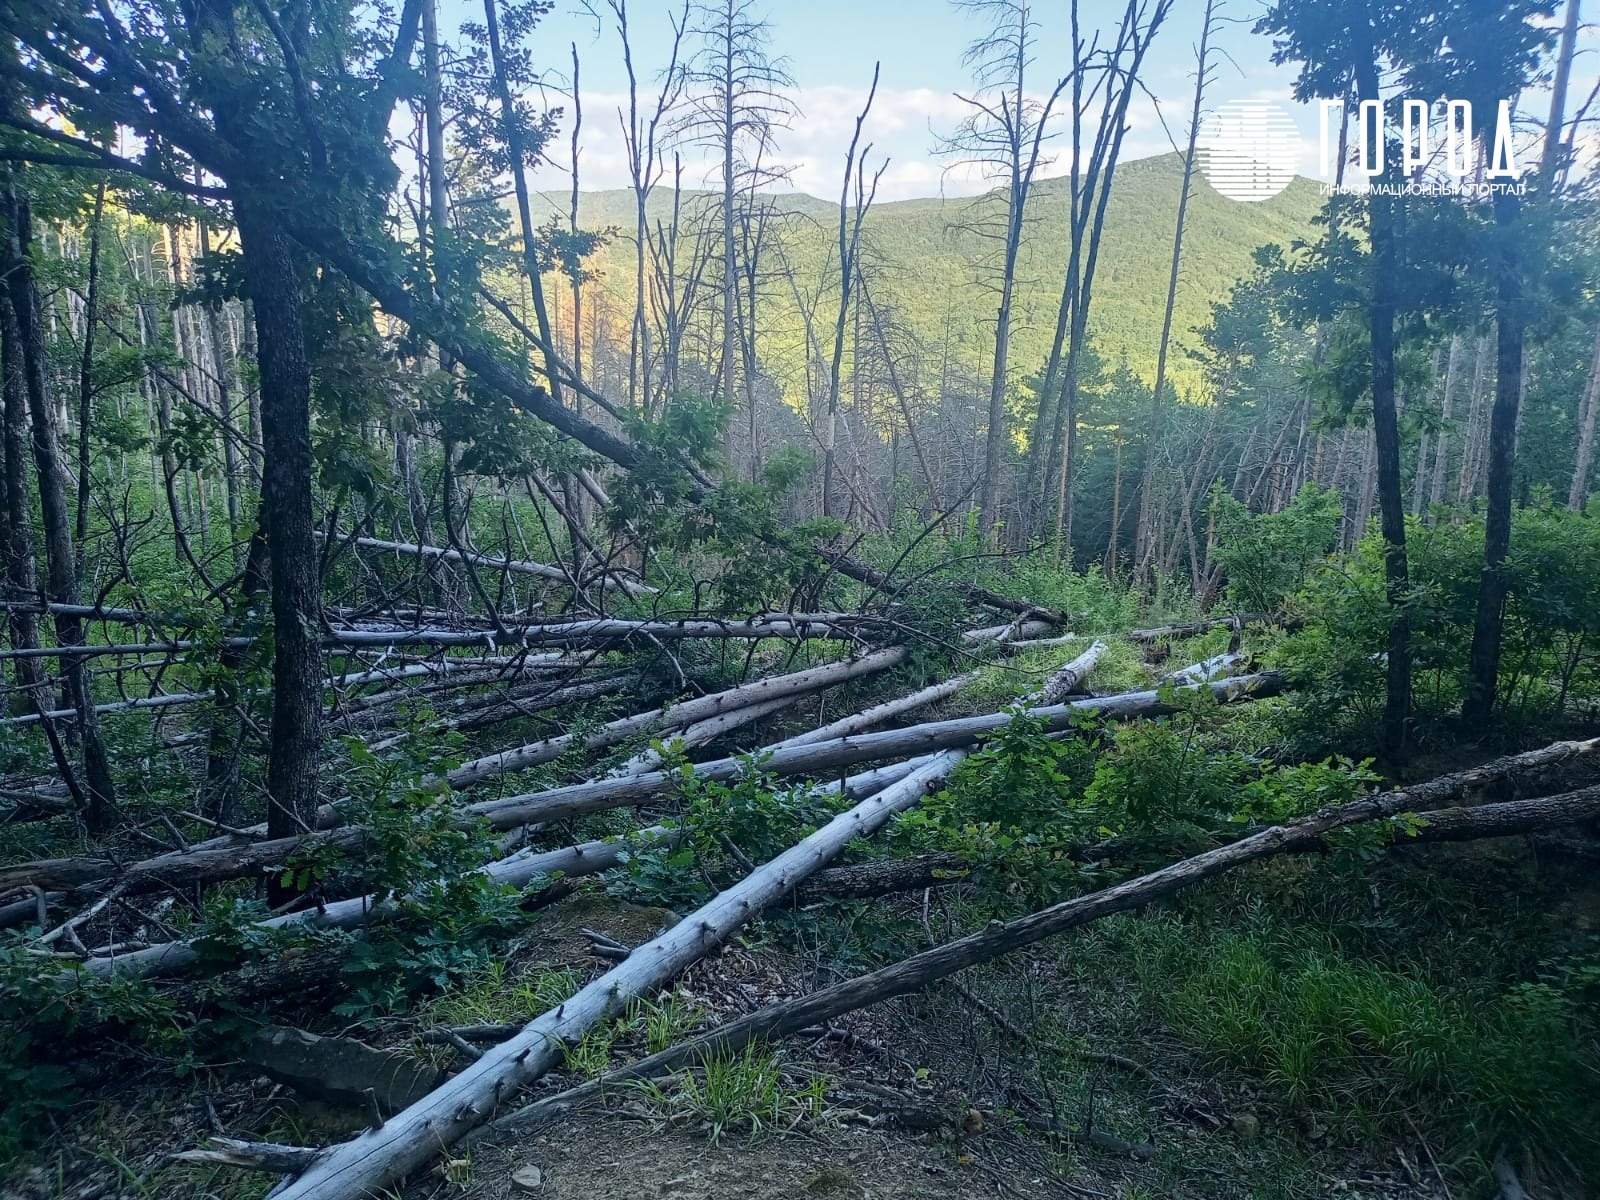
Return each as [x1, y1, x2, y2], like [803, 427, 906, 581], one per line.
[1209, 481, 1342, 614]
[0, 944, 183, 1161]
[896, 710, 1100, 904]
[1276, 503, 1600, 751]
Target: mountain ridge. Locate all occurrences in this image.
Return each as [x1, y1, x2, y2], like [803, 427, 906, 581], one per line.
[530, 151, 1324, 399]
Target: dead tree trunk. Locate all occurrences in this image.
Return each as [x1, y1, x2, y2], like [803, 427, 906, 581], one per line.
[2, 178, 117, 828]
[1567, 322, 1600, 510]
[263, 753, 967, 1199]
[489, 760, 1600, 1139]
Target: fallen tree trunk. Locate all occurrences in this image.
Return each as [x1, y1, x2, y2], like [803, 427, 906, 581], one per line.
[1027, 640, 1106, 705]
[767, 672, 979, 750]
[259, 752, 968, 1200]
[0, 690, 210, 728]
[0, 614, 899, 662]
[27, 667, 1259, 912]
[80, 826, 675, 981]
[484, 770, 1600, 1139]
[443, 646, 910, 788]
[1, 657, 588, 732]
[344, 535, 654, 597]
[1127, 613, 1271, 644]
[615, 693, 804, 775]
[1162, 651, 1245, 687]
[459, 674, 1289, 831]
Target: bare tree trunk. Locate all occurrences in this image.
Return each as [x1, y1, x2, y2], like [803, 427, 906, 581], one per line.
[1428, 334, 1460, 516]
[1355, 52, 1410, 762]
[73, 182, 105, 569]
[1464, 189, 1526, 724]
[3, 178, 118, 828]
[1135, 0, 1215, 577]
[824, 66, 880, 519]
[1567, 322, 1600, 509]
[197, 206, 242, 538]
[1542, 0, 1581, 181]
[1458, 333, 1491, 504]
[719, 0, 736, 410]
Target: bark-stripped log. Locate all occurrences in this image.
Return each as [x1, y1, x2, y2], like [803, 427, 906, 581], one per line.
[1161, 651, 1244, 687]
[766, 673, 979, 750]
[0, 690, 211, 728]
[442, 647, 910, 788]
[0, 675, 1323, 899]
[1127, 613, 1271, 643]
[81, 827, 675, 981]
[173, 1138, 320, 1173]
[344, 534, 654, 597]
[261, 753, 967, 1200]
[0, 658, 588, 730]
[485, 772, 1600, 1139]
[458, 675, 1288, 831]
[615, 694, 803, 775]
[1026, 640, 1106, 705]
[0, 614, 901, 660]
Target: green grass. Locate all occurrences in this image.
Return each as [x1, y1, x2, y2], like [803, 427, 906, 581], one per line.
[1087, 912, 1600, 1181]
[631, 1045, 828, 1143]
[412, 961, 580, 1031]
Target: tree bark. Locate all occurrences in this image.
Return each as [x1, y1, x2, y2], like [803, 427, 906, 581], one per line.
[234, 199, 323, 870]
[1463, 188, 1526, 724]
[1354, 54, 1411, 762]
[2, 178, 117, 827]
[1566, 321, 1600, 510]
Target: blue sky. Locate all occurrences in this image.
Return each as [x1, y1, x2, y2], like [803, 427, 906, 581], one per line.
[435, 0, 1594, 203]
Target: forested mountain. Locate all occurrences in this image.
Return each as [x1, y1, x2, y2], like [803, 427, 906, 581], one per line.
[534, 153, 1324, 400]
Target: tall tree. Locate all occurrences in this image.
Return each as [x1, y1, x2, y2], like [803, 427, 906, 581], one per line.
[1037, 0, 1173, 556]
[683, 0, 792, 412]
[823, 65, 884, 519]
[1134, 0, 1219, 583]
[1455, 0, 1558, 723]
[0, 173, 119, 827]
[942, 0, 1066, 537]
[1257, 0, 1415, 760]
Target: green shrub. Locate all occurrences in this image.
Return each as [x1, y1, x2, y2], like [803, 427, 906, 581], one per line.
[1209, 482, 1342, 614]
[1276, 503, 1600, 751]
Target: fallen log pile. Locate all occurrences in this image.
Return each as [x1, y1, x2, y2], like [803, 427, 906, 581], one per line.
[14, 600, 1389, 1196]
[189, 737, 1600, 1196]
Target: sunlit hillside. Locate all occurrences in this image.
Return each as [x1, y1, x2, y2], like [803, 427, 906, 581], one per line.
[536, 151, 1323, 399]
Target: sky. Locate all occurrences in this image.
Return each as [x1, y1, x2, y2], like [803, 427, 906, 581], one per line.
[435, 0, 1597, 205]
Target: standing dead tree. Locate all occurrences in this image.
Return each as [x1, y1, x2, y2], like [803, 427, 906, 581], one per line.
[940, 0, 1067, 537]
[1133, 0, 1220, 583]
[680, 0, 794, 413]
[1030, 0, 1174, 555]
[823, 64, 887, 519]
[598, 0, 689, 410]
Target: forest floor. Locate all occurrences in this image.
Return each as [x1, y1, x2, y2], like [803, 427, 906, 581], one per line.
[5, 626, 1597, 1200]
[11, 856, 1563, 1200]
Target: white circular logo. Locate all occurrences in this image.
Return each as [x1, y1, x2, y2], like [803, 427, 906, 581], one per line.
[1197, 100, 1301, 203]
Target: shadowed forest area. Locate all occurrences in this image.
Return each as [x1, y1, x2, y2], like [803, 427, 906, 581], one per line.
[0, 0, 1598, 1197]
